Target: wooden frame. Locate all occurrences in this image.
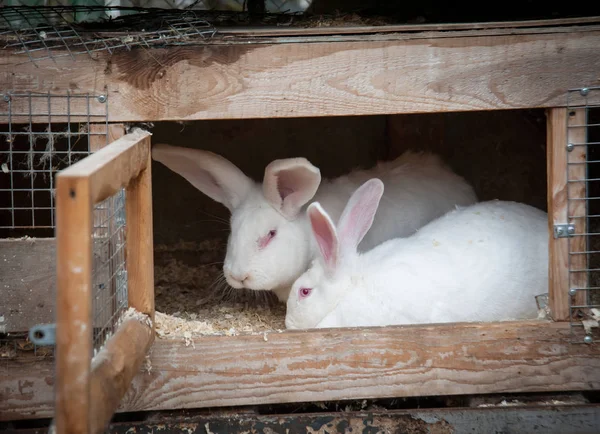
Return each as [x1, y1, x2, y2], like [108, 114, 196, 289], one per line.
[1, 20, 600, 122]
[2, 17, 600, 425]
[54, 128, 155, 434]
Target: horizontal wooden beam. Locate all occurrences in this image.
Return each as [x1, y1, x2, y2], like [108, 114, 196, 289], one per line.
[57, 129, 151, 205]
[1, 28, 599, 122]
[3, 320, 600, 421]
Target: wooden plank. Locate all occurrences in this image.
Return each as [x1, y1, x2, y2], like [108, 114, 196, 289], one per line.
[59, 129, 151, 205]
[0, 238, 56, 333]
[2, 30, 600, 122]
[567, 109, 590, 312]
[548, 108, 570, 321]
[6, 320, 599, 420]
[89, 318, 153, 434]
[125, 144, 155, 322]
[89, 123, 126, 152]
[55, 174, 93, 434]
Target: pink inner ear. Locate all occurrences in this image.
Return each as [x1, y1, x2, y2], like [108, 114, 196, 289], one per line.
[277, 179, 295, 201]
[309, 206, 337, 270]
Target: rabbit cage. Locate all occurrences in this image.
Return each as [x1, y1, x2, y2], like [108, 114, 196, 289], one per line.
[2, 2, 600, 432]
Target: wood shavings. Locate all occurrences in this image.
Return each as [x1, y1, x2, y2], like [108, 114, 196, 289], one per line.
[582, 319, 599, 335]
[153, 239, 286, 339]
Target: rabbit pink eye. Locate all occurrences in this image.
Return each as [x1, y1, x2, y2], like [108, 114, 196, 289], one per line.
[258, 229, 277, 249]
[299, 287, 312, 299]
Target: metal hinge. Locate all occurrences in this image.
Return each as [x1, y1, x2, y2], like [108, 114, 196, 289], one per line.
[29, 323, 56, 346]
[553, 224, 575, 238]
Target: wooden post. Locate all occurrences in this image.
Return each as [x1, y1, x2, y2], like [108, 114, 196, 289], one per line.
[547, 108, 569, 321]
[89, 123, 126, 152]
[547, 108, 588, 321]
[567, 109, 589, 312]
[126, 137, 155, 322]
[55, 174, 93, 434]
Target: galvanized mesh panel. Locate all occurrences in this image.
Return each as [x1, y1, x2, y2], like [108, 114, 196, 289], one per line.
[1, 0, 311, 14]
[0, 92, 108, 238]
[566, 86, 600, 344]
[92, 188, 128, 355]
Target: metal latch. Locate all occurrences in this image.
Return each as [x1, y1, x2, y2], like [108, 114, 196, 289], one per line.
[554, 224, 575, 239]
[29, 323, 56, 346]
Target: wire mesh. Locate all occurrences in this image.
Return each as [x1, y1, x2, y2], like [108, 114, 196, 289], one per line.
[1, 1, 312, 14]
[92, 188, 128, 355]
[0, 6, 218, 65]
[566, 86, 600, 344]
[0, 91, 108, 238]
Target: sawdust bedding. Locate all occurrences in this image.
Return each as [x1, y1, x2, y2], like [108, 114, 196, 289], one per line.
[153, 238, 287, 339]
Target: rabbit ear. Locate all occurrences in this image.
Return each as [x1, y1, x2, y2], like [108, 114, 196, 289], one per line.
[337, 178, 385, 253]
[308, 202, 339, 274]
[152, 144, 252, 211]
[263, 158, 321, 220]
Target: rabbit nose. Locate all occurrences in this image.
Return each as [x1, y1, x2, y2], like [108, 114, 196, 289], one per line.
[228, 272, 250, 286]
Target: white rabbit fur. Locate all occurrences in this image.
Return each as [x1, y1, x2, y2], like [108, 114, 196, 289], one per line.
[151, 144, 477, 302]
[285, 178, 548, 329]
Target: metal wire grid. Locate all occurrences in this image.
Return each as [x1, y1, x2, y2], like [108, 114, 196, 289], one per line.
[0, 91, 108, 237]
[1, 1, 311, 14]
[566, 86, 600, 344]
[92, 188, 128, 355]
[0, 6, 217, 65]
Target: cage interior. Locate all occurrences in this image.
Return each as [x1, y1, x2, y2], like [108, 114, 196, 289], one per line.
[147, 110, 550, 337]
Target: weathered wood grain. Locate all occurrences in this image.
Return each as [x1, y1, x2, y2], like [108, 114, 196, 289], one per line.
[4, 320, 600, 421]
[126, 144, 155, 322]
[0, 357, 55, 421]
[548, 108, 570, 321]
[89, 123, 126, 152]
[2, 29, 600, 122]
[55, 172, 93, 434]
[0, 238, 56, 333]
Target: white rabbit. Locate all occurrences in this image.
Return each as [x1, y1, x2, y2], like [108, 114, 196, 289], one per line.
[285, 178, 548, 329]
[151, 144, 477, 302]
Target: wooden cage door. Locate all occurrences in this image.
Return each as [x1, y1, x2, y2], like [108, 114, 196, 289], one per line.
[54, 128, 155, 434]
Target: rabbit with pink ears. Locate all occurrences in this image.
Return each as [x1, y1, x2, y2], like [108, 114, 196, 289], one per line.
[285, 178, 548, 329]
[152, 144, 477, 302]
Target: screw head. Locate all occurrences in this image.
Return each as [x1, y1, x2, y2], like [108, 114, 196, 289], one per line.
[567, 143, 574, 152]
[580, 88, 590, 97]
[2, 95, 10, 102]
[569, 288, 577, 296]
[567, 225, 575, 235]
[584, 335, 593, 344]
[97, 95, 107, 103]
[556, 227, 564, 235]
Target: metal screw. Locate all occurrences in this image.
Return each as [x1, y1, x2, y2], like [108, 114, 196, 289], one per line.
[2, 95, 10, 102]
[556, 227, 564, 236]
[569, 288, 577, 297]
[97, 95, 107, 103]
[567, 143, 574, 152]
[584, 335, 593, 344]
[580, 88, 590, 97]
[567, 225, 575, 235]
